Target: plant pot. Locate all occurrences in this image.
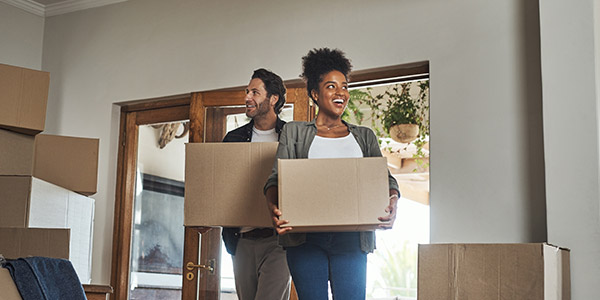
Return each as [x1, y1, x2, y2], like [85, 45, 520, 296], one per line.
[389, 124, 419, 143]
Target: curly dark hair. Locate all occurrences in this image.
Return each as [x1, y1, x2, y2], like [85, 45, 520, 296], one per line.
[251, 68, 287, 114]
[301, 48, 352, 103]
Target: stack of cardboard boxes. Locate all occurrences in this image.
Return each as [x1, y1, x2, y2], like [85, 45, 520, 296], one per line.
[0, 63, 98, 284]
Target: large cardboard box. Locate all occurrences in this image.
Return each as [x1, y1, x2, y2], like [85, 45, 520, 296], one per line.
[184, 142, 278, 227]
[418, 243, 571, 300]
[0, 176, 95, 283]
[33, 134, 99, 195]
[0, 130, 99, 195]
[0, 268, 23, 300]
[0, 227, 70, 260]
[0, 63, 49, 135]
[278, 157, 390, 232]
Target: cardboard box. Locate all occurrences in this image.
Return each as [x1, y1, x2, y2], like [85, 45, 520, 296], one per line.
[0, 63, 49, 135]
[184, 142, 278, 227]
[278, 157, 390, 232]
[0, 227, 70, 260]
[0, 130, 99, 195]
[0, 176, 95, 283]
[33, 134, 99, 195]
[0, 268, 23, 300]
[418, 243, 571, 300]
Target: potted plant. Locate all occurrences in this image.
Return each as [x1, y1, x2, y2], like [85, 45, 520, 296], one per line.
[380, 83, 424, 143]
[345, 81, 430, 170]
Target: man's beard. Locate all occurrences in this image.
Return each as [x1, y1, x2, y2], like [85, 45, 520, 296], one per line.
[246, 99, 271, 119]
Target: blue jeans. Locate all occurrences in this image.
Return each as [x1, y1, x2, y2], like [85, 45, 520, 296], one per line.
[285, 232, 367, 300]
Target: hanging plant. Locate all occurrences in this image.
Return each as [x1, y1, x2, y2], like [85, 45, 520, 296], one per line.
[345, 81, 430, 171]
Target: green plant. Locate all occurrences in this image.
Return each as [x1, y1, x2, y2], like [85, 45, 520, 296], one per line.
[380, 83, 428, 135]
[346, 81, 430, 170]
[368, 240, 418, 298]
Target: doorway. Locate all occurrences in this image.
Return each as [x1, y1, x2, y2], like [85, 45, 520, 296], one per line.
[111, 61, 429, 300]
[345, 80, 430, 299]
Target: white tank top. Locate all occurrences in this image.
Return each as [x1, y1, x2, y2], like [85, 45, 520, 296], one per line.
[308, 133, 363, 159]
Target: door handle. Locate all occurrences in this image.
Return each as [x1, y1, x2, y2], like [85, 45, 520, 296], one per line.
[186, 259, 215, 275]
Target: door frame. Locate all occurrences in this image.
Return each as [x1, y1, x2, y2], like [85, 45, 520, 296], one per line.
[110, 61, 428, 300]
[111, 93, 192, 300]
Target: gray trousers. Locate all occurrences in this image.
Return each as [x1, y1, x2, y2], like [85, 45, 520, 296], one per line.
[231, 235, 291, 300]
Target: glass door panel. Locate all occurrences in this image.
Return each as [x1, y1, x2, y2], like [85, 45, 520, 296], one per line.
[129, 120, 189, 299]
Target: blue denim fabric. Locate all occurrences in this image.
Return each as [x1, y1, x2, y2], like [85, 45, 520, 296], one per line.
[3, 257, 86, 300]
[285, 232, 367, 300]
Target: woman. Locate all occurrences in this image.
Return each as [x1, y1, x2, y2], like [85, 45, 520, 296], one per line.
[263, 48, 400, 299]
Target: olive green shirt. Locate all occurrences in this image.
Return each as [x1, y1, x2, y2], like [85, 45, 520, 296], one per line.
[264, 119, 400, 253]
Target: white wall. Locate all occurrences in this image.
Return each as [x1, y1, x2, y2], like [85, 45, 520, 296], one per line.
[137, 125, 187, 182]
[39, 0, 554, 290]
[0, 1, 44, 69]
[539, 0, 600, 298]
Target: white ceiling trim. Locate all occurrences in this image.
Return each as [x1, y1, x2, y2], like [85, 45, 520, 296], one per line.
[0, 0, 45, 16]
[0, 0, 127, 17]
[45, 0, 127, 17]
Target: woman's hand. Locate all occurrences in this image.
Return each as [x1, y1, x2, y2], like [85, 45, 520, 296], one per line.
[378, 192, 399, 229]
[265, 186, 293, 235]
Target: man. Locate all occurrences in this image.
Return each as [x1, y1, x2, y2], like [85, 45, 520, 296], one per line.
[222, 68, 290, 300]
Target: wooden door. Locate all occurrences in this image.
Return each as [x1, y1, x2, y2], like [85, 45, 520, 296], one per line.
[182, 88, 311, 300]
[111, 96, 191, 300]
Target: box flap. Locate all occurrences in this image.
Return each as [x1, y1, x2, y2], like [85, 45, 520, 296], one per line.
[544, 243, 571, 300]
[418, 244, 451, 299]
[184, 142, 277, 227]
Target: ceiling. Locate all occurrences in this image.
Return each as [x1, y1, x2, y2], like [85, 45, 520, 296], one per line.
[31, 0, 65, 4]
[1, 0, 127, 17]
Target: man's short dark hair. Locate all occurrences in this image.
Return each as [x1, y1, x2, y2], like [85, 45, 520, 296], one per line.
[252, 68, 286, 114]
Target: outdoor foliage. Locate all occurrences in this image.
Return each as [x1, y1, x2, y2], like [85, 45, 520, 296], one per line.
[344, 81, 430, 170]
[368, 240, 418, 299]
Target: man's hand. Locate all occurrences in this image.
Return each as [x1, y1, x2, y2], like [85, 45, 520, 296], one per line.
[378, 193, 399, 229]
[267, 201, 293, 235]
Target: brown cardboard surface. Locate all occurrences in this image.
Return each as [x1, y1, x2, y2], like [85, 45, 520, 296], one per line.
[0, 227, 70, 259]
[0, 129, 35, 175]
[278, 157, 390, 232]
[34, 134, 99, 195]
[0, 268, 23, 300]
[0, 176, 33, 227]
[184, 142, 278, 227]
[417, 243, 571, 300]
[0, 63, 49, 135]
[561, 248, 571, 299]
